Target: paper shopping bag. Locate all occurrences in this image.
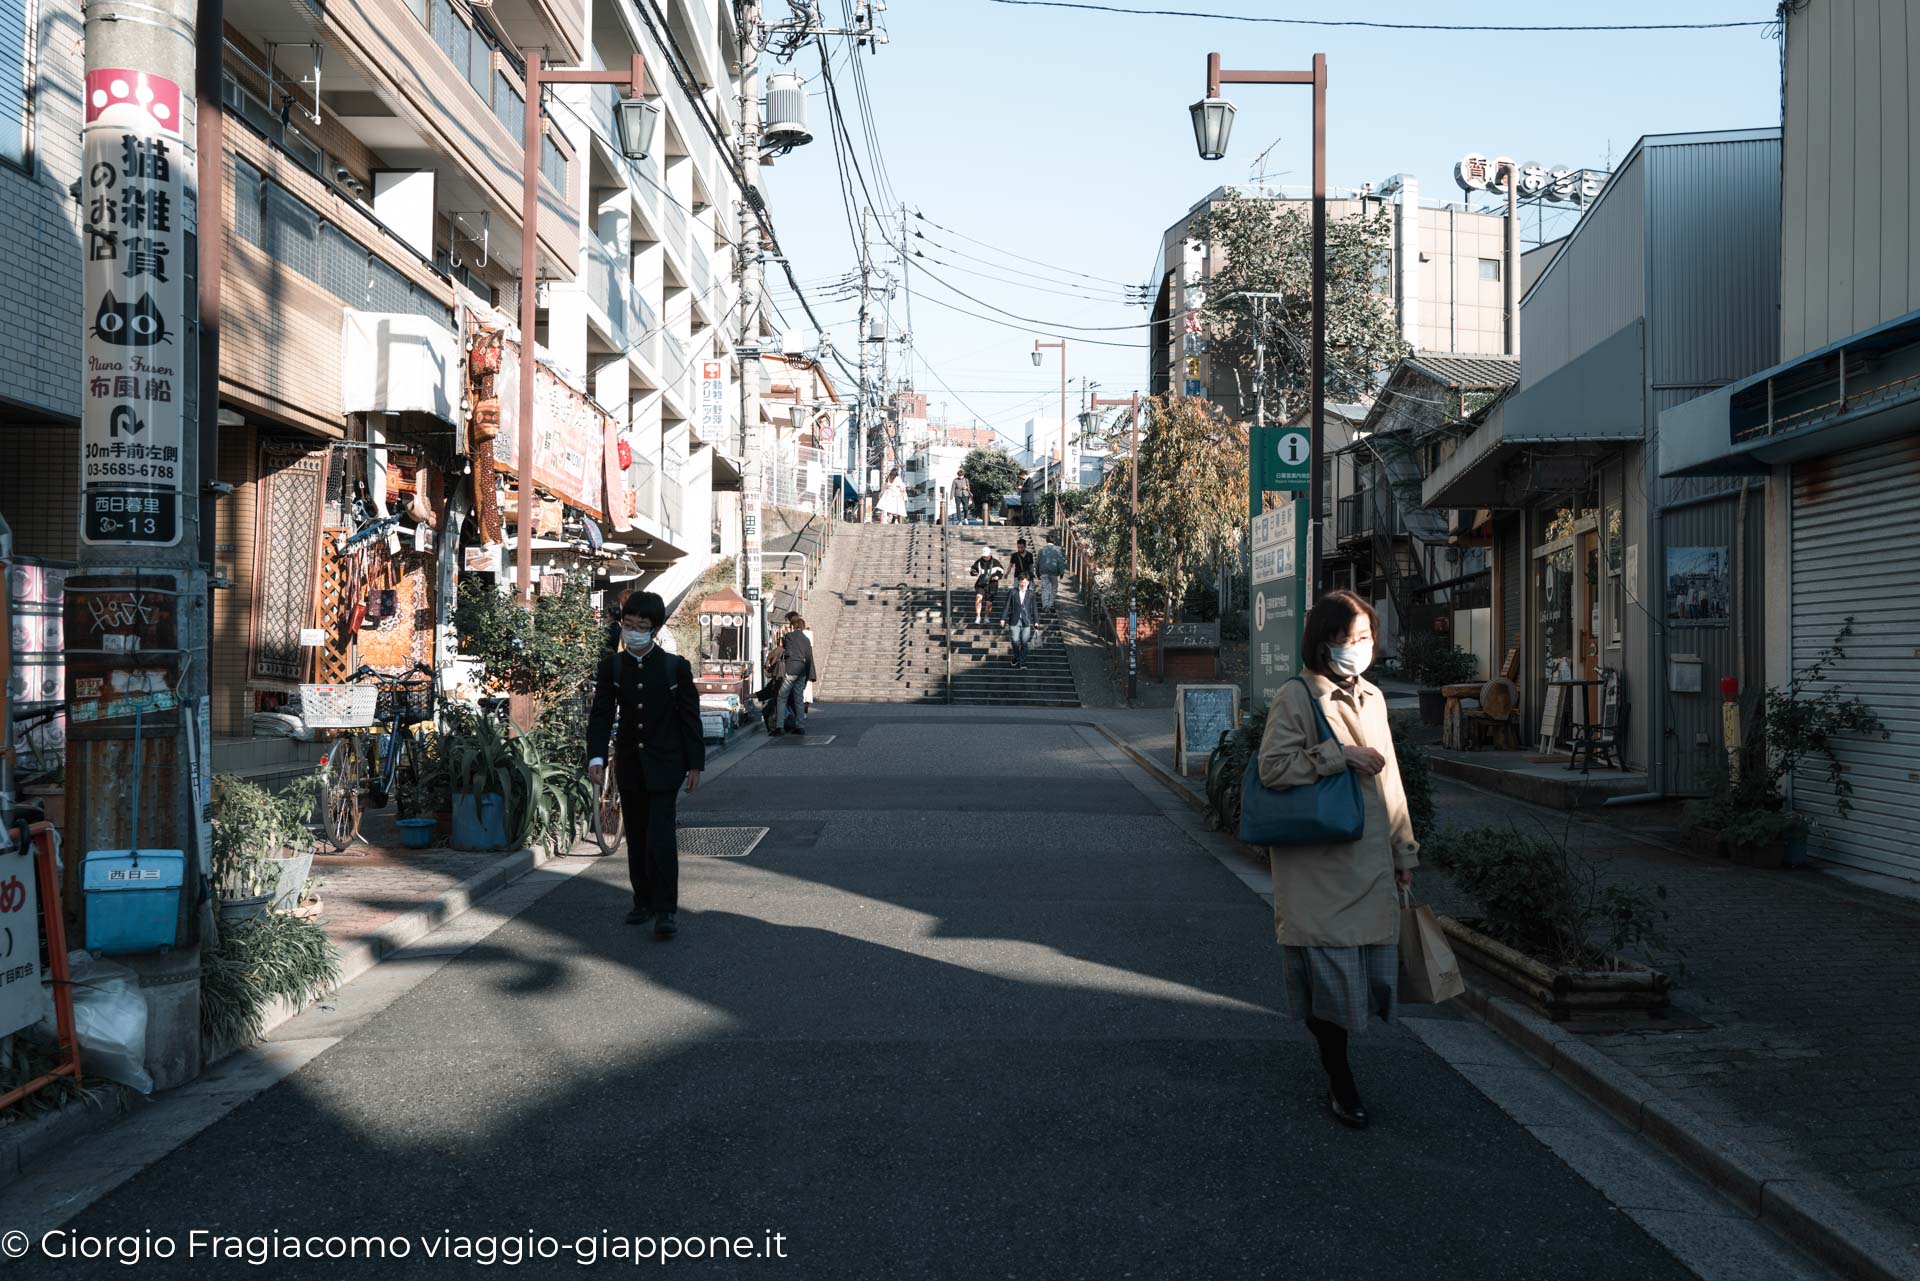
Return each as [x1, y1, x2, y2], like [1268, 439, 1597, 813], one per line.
[1398, 895, 1466, 1004]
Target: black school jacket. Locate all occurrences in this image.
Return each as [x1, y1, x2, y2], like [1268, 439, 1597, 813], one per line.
[587, 645, 706, 791]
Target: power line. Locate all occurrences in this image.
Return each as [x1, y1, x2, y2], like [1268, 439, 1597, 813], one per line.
[982, 0, 1775, 31]
[913, 210, 1145, 289]
[907, 288, 1149, 349]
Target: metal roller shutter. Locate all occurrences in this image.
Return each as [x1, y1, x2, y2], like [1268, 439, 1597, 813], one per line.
[1790, 439, 1920, 880]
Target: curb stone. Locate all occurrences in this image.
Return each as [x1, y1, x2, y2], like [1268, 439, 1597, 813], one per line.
[0, 843, 555, 1195]
[1097, 719, 1920, 1281]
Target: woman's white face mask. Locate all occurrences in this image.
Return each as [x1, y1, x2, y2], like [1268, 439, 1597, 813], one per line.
[623, 627, 654, 651]
[1326, 639, 1373, 678]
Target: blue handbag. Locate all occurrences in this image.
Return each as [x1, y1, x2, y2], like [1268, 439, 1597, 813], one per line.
[1239, 677, 1367, 845]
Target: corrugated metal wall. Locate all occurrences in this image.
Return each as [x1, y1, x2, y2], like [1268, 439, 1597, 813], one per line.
[1781, 0, 1920, 362]
[1520, 159, 1646, 390]
[1790, 439, 1920, 880]
[1655, 487, 1768, 794]
[1645, 136, 1782, 389]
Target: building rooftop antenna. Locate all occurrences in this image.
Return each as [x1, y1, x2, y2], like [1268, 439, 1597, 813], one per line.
[1248, 132, 1289, 197]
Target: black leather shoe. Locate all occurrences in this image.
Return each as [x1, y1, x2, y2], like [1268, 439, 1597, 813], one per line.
[625, 907, 653, 925]
[654, 911, 678, 939]
[1328, 1088, 1370, 1129]
[769, 728, 784, 737]
[789, 726, 806, 737]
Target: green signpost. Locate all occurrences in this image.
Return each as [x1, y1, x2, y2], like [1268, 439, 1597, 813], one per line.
[1248, 423, 1311, 716]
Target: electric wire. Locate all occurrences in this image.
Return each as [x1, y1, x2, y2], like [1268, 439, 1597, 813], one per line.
[982, 0, 1776, 31]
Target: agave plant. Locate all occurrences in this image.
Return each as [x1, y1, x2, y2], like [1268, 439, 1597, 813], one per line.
[513, 733, 594, 856]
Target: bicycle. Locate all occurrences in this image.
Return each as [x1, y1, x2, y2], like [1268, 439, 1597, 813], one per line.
[313, 662, 437, 851]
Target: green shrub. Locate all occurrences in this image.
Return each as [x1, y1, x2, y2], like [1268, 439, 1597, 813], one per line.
[1424, 825, 1674, 971]
[1392, 716, 1434, 841]
[1204, 704, 1267, 833]
[211, 774, 321, 898]
[200, 912, 340, 1057]
[1400, 631, 1479, 686]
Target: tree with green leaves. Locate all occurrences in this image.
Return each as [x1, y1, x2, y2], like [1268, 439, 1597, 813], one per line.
[1082, 395, 1246, 619]
[1193, 190, 1404, 420]
[960, 447, 1024, 518]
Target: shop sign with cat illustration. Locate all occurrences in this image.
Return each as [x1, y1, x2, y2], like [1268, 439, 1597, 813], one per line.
[80, 67, 187, 546]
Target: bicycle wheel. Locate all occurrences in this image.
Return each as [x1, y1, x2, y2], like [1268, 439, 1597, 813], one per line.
[391, 730, 421, 819]
[319, 733, 365, 851]
[589, 759, 623, 856]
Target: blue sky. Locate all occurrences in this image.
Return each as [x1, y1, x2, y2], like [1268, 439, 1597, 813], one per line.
[756, 1, 1783, 454]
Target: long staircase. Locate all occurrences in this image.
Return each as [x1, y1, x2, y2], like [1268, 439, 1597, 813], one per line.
[815, 525, 1080, 708]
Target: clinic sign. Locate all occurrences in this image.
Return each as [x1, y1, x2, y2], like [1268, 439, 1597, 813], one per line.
[1455, 153, 1605, 204]
[81, 68, 189, 547]
[700, 361, 726, 441]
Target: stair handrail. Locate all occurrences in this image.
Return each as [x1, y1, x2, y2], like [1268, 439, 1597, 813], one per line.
[943, 516, 954, 703]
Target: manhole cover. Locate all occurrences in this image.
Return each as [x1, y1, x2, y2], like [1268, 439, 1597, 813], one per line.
[677, 826, 769, 858]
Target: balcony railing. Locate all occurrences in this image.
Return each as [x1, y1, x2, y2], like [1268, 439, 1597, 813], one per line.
[1337, 488, 1402, 541]
[661, 330, 689, 383]
[585, 236, 625, 345]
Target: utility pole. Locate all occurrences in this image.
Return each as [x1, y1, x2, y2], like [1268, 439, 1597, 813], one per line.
[737, 51, 763, 690]
[855, 205, 872, 522]
[73, 0, 206, 1088]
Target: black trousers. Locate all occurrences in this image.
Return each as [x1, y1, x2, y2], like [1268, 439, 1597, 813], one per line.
[617, 770, 679, 913]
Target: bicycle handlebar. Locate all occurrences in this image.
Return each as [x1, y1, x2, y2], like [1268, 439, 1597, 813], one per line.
[349, 662, 435, 685]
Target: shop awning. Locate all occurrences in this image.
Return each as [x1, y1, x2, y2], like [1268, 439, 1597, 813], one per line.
[341, 311, 462, 425]
[1424, 319, 1645, 509]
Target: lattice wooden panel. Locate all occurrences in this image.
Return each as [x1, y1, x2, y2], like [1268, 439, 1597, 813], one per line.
[312, 536, 353, 685]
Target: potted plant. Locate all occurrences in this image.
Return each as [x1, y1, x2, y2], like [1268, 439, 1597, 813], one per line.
[1424, 825, 1677, 1021]
[211, 774, 321, 922]
[449, 715, 524, 851]
[1680, 619, 1885, 867]
[1401, 632, 1479, 725]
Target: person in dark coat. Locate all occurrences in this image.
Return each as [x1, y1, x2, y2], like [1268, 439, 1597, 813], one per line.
[1001, 571, 1041, 667]
[773, 614, 818, 735]
[1007, 537, 1037, 585]
[587, 591, 705, 938]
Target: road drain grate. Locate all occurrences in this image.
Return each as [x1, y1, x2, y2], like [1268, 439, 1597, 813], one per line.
[678, 826, 769, 858]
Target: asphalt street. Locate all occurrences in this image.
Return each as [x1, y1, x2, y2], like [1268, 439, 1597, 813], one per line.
[26, 708, 1724, 1279]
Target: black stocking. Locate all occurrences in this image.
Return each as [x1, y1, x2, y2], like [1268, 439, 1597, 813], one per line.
[1307, 1017, 1360, 1107]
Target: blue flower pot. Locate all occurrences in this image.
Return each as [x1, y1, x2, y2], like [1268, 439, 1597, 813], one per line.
[395, 817, 436, 849]
[451, 793, 509, 851]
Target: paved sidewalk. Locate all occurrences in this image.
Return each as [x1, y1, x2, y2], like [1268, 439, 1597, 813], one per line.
[1092, 706, 1920, 1260]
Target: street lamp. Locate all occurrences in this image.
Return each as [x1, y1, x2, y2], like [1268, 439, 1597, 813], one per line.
[1188, 96, 1236, 161]
[1188, 50, 1328, 606]
[513, 52, 650, 604]
[1031, 338, 1066, 496]
[612, 96, 661, 161]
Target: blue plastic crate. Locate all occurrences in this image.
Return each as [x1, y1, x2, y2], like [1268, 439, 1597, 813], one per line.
[83, 848, 185, 954]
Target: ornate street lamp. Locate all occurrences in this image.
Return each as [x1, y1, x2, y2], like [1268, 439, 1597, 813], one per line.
[1188, 96, 1235, 161]
[612, 96, 661, 161]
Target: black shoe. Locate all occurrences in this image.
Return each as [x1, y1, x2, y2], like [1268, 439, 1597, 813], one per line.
[625, 907, 653, 925]
[1328, 1087, 1369, 1129]
[789, 726, 806, 737]
[769, 728, 785, 737]
[654, 911, 678, 939]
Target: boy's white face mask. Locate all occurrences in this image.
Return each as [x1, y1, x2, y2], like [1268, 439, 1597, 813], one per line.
[624, 627, 653, 651]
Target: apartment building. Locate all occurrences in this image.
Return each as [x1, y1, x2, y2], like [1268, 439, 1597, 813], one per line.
[0, 0, 765, 745]
[1145, 179, 1517, 408]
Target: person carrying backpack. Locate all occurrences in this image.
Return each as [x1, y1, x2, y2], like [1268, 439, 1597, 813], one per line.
[1037, 536, 1067, 610]
[968, 545, 1004, 626]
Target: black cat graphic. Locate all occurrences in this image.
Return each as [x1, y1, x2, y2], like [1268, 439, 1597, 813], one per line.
[92, 291, 169, 346]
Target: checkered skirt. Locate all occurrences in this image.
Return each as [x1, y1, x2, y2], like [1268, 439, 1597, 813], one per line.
[1281, 943, 1399, 1034]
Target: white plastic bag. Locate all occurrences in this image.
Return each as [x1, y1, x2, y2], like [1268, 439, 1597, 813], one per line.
[34, 949, 153, 1094]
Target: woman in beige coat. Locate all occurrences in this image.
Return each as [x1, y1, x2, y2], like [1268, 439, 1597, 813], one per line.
[1255, 590, 1419, 1128]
